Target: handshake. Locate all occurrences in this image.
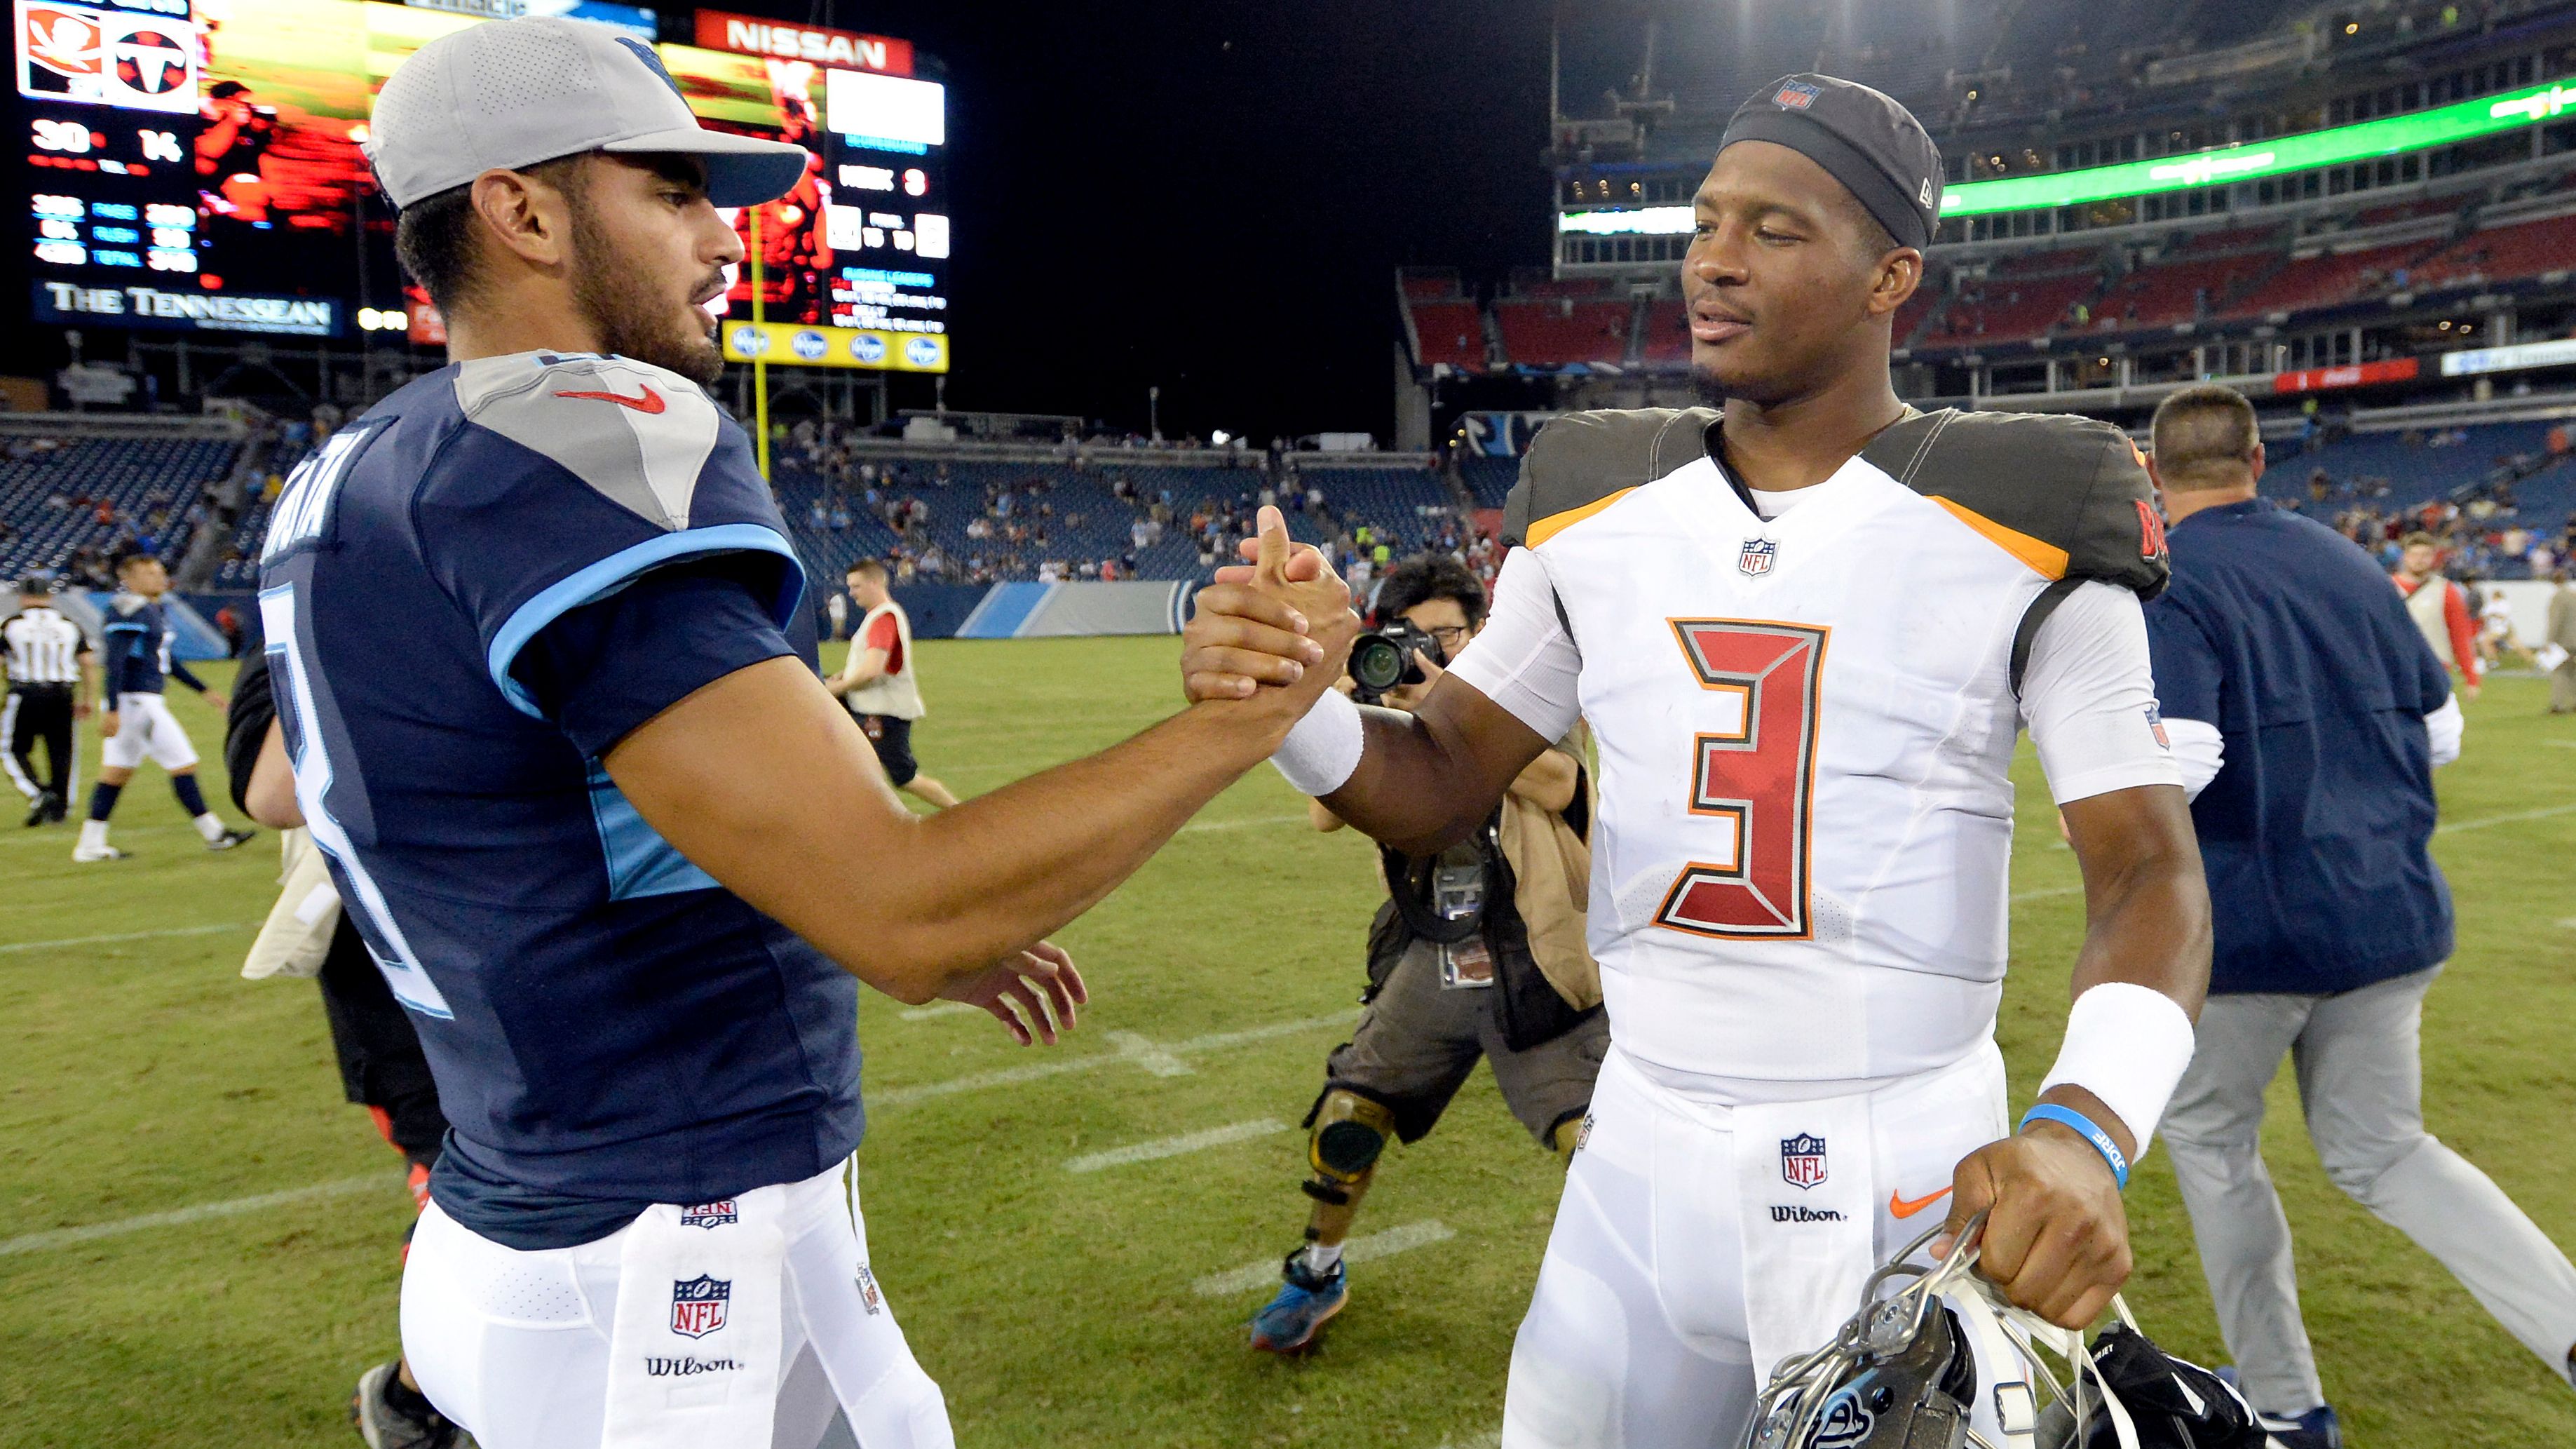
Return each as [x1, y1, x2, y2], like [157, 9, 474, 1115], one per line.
[1181, 505, 1364, 736]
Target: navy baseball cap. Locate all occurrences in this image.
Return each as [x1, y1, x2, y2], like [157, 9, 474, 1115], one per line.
[1720, 75, 1945, 251]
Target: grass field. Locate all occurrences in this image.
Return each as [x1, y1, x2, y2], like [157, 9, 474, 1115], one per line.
[2, 638, 2572, 1448]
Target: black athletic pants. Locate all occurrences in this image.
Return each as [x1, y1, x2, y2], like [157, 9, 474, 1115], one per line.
[5, 685, 74, 802]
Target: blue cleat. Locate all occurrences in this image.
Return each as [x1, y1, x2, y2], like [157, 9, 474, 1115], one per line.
[1249, 1250, 1346, 1354]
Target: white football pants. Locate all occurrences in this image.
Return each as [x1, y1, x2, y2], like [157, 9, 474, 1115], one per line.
[1501, 1042, 2019, 1449]
[100, 692, 199, 772]
[402, 1164, 951, 1449]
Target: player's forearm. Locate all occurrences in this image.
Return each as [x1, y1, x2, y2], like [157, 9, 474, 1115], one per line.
[1319, 706, 1512, 856]
[609, 658, 1284, 1003]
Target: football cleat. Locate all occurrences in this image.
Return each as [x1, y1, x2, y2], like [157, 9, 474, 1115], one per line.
[2214, 1368, 2341, 1449]
[207, 827, 257, 851]
[1249, 1250, 1347, 1354]
[71, 843, 132, 862]
[351, 1359, 461, 1449]
[25, 790, 59, 828]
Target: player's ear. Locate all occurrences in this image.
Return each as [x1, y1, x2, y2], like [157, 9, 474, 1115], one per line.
[1869, 246, 1922, 317]
[470, 166, 572, 271]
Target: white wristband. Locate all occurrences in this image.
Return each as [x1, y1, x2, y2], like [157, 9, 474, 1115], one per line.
[1269, 688, 1364, 797]
[2036, 982, 2197, 1157]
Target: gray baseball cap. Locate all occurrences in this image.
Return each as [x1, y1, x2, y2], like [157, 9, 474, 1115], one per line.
[366, 16, 810, 210]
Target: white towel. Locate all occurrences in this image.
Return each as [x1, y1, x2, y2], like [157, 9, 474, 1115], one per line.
[1732, 1093, 1876, 1384]
[601, 1189, 789, 1449]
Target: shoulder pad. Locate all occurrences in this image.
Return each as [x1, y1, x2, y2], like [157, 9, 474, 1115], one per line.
[1502, 407, 1716, 547]
[1864, 408, 2169, 600]
[450, 351, 726, 532]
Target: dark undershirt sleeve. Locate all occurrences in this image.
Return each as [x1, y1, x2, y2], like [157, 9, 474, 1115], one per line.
[222, 650, 277, 816]
[510, 555, 796, 760]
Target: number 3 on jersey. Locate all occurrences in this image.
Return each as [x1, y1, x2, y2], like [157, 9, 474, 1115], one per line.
[1656, 619, 1827, 940]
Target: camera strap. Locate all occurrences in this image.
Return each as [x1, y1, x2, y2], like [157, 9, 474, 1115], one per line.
[1377, 817, 1503, 947]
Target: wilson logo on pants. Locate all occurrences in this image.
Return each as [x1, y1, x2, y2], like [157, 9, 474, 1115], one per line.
[670, 1275, 731, 1338]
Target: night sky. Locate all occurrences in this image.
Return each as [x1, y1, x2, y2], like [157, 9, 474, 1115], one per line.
[782, 0, 1559, 442]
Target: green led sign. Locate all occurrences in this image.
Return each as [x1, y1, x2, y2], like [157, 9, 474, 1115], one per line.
[1940, 79, 2576, 217]
[1559, 78, 2576, 234]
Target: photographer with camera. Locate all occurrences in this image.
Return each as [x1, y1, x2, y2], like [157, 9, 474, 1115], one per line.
[1248, 555, 1606, 1354]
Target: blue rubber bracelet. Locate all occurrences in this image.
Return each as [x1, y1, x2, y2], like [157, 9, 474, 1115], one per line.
[2019, 1103, 2130, 1190]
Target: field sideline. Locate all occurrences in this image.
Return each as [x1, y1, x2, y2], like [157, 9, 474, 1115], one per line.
[1, 636, 2571, 1448]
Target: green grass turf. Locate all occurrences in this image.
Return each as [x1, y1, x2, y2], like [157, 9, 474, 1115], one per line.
[1, 642, 2570, 1447]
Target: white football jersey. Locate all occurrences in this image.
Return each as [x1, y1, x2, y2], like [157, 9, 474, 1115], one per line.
[1449, 407, 2180, 1087]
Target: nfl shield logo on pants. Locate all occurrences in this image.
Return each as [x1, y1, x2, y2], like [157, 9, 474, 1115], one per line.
[670, 1274, 731, 1338]
[1780, 1133, 1828, 1190]
[1739, 538, 1778, 577]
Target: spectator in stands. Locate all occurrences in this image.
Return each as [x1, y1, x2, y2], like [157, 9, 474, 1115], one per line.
[2548, 570, 2576, 715]
[2393, 532, 2483, 701]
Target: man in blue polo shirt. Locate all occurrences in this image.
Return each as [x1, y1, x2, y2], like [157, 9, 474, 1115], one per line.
[2139, 384, 2576, 1449]
[272, 19, 1352, 1448]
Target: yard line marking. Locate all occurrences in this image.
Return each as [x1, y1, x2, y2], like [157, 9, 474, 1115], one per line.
[1178, 813, 1309, 835]
[1064, 1119, 1288, 1174]
[2438, 802, 2576, 833]
[0, 1175, 396, 1258]
[1107, 1030, 1195, 1077]
[872, 1011, 1352, 1108]
[2010, 884, 2083, 903]
[0, 921, 254, 955]
[2558, 918, 2576, 931]
[2546, 741, 2576, 748]
[1430, 1431, 1502, 1449]
[895, 1000, 982, 1022]
[1193, 1220, 1456, 1297]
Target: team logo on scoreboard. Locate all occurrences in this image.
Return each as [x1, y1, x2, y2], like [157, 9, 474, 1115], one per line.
[678, 1201, 738, 1229]
[18, 1, 200, 114]
[1738, 537, 1777, 577]
[669, 1275, 731, 1337]
[1780, 1133, 1828, 1189]
[1773, 80, 1822, 111]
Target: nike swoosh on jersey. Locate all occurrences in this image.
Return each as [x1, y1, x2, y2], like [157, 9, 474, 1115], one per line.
[554, 384, 667, 414]
[1889, 1186, 1952, 1219]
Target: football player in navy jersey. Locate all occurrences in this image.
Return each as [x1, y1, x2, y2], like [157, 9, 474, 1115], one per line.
[257, 20, 1355, 1448]
[75, 545, 254, 862]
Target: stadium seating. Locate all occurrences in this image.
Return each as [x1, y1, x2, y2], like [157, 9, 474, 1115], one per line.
[2223, 239, 2441, 318]
[1409, 301, 1490, 369]
[1923, 273, 2099, 346]
[1460, 456, 1517, 508]
[1639, 299, 1690, 366]
[0, 435, 240, 581]
[1493, 297, 1634, 367]
[2095, 250, 2280, 330]
[2405, 211, 2576, 292]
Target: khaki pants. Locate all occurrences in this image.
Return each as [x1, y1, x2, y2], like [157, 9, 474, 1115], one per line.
[2551, 658, 2576, 712]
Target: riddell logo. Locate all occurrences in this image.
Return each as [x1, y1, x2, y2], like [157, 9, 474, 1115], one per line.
[1771, 1205, 1847, 1223]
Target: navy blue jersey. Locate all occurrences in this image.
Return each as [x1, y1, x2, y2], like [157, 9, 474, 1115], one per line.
[101, 595, 179, 695]
[257, 351, 859, 1241]
[2143, 499, 2454, 995]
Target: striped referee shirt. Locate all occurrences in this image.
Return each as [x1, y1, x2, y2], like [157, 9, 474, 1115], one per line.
[4, 605, 88, 687]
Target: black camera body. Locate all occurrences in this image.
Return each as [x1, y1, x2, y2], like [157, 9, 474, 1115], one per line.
[1350, 619, 1447, 705]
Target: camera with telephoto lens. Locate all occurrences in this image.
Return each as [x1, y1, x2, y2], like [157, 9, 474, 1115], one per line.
[1348, 619, 1448, 705]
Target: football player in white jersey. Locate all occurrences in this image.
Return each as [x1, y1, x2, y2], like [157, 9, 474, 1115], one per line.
[1182, 74, 2211, 1448]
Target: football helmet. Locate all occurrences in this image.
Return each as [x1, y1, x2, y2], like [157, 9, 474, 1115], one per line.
[1742, 1218, 2265, 1449]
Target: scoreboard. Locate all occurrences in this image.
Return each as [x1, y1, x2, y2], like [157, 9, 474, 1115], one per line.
[13, 0, 951, 370]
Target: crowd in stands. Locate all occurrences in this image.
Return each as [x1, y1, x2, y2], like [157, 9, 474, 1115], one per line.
[2275, 417, 2576, 580]
[768, 418, 1489, 593]
[0, 432, 238, 586]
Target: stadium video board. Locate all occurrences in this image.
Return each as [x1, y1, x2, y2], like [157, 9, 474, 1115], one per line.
[15, 0, 949, 370]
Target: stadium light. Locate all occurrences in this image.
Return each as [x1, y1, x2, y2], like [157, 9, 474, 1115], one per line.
[1558, 76, 2576, 234]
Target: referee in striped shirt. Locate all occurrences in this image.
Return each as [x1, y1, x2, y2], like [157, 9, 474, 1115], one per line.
[5, 573, 93, 826]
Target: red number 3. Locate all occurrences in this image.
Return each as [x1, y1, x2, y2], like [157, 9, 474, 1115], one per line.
[1655, 619, 1828, 940]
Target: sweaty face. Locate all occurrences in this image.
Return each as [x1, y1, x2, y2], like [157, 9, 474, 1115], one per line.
[1682, 141, 1912, 407]
[564, 156, 742, 388]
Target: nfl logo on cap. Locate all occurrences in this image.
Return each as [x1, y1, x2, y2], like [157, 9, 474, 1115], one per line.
[1780, 1133, 1828, 1189]
[670, 1275, 731, 1337]
[1774, 80, 1822, 110]
[1739, 537, 1778, 577]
